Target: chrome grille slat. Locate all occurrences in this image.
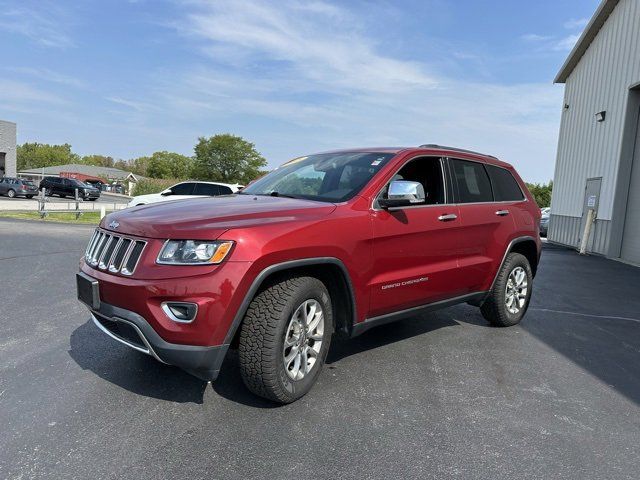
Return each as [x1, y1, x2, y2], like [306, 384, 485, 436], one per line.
[105, 237, 123, 271]
[86, 231, 102, 261]
[85, 230, 99, 260]
[90, 233, 108, 266]
[96, 235, 113, 269]
[109, 238, 132, 273]
[84, 228, 146, 275]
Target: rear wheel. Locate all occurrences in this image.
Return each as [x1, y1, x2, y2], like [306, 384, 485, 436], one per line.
[238, 276, 333, 403]
[481, 253, 533, 327]
[7, 189, 16, 198]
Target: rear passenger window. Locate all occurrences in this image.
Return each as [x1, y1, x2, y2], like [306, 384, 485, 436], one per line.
[194, 183, 220, 196]
[218, 185, 233, 195]
[451, 159, 493, 203]
[171, 183, 196, 195]
[486, 165, 524, 201]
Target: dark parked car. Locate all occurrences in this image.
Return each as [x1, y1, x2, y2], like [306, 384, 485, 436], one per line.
[39, 177, 101, 201]
[0, 177, 38, 198]
[78, 144, 541, 403]
[540, 208, 550, 237]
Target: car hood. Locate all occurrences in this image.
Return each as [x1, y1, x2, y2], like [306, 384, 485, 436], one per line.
[103, 194, 337, 239]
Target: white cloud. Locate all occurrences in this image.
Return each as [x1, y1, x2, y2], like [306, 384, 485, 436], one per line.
[7, 67, 85, 88]
[0, 1, 75, 48]
[177, 0, 437, 95]
[521, 33, 553, 43]
[106, 96, 155, 112]
[553, 34, 581, 51]
[161, 0, 562, 182]
[564, 18, 589, 30]
[0, 79, 66, 105]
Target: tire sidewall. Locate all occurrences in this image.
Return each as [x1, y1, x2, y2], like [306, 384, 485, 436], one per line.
[273, 280, 333, 401]
[498, 254, 533, 325]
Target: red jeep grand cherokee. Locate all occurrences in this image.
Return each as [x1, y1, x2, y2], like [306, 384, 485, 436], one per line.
[77, 145, 541, 403]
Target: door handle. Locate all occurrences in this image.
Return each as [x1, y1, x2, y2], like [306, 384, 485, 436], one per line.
[495, 209, 510, 216]
[438, 213, 458, 222]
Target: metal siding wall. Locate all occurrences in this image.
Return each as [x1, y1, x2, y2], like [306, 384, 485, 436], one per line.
[551, 0, 640, 224]
[548, 214, 612, 254]
[0, 120, 17, 177]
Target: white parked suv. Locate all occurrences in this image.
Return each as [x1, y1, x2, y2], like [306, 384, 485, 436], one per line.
[127, 181, 243, 207]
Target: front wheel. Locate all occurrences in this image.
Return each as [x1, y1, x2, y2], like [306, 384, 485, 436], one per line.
[238, 276, 333, 403]
[7, 189, 16, 198]
[481, 253, 533, 327]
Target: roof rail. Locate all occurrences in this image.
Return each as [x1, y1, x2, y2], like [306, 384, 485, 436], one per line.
[418, 144, 497, 159]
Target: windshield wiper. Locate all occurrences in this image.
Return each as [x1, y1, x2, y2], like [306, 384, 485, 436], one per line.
[242, 191, 301, 199]
[268, 191, 299, 199]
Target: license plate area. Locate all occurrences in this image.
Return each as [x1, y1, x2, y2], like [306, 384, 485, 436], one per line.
[77, 272, 100, 309]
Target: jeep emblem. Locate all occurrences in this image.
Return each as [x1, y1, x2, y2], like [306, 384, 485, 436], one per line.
[108, 220, 120, 229]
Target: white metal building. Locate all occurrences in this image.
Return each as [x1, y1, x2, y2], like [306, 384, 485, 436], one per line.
[0, 119, 17, 178]
[550, 0, 640, 264]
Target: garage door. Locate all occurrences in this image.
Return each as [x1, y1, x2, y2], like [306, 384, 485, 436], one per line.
[621, 108, 640, 264]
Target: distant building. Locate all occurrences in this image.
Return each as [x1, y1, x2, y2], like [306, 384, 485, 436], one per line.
[0, 120, 17, 177]
[19, 164, 143, 195]
[551, 0, 640, 265]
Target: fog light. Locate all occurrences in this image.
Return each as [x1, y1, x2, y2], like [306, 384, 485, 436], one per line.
[161, 302, 198, 323]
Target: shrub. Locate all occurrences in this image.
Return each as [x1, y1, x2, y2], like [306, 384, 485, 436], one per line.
[132, 178, 178, 196]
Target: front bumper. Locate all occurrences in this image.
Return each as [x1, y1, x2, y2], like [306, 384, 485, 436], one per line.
[88, 299, 229, 381]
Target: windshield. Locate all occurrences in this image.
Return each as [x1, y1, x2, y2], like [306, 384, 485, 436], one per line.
[242, 152, 395, 202]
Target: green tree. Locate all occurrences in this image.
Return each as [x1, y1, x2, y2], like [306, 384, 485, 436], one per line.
[146, 151, 192, 179]
[81, 154, 115, 167]
[128, 156, 151, 177]
[191, 134, 266, 184]
[16, 143, 80, 170]
[526, 181, 553, 208]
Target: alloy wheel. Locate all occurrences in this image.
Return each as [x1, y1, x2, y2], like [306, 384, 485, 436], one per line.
[505, 266, 528, 314]
[282, 299, 324, 381]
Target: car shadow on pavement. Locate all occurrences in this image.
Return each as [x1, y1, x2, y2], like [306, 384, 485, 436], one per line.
[69, 320, 209, 404]
[326, 311, 466, 364]
[69, 310, 489, 408]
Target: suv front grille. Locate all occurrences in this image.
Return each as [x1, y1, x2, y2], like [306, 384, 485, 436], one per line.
[85, 229, 146, 276]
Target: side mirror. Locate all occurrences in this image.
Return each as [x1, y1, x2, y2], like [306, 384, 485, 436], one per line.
[160, 189, 172, 196]
[379, 180, 425, 209]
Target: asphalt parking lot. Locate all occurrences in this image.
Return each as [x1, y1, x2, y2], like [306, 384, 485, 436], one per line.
[0, 193, 130, 205]
[1, 219, 639, 480]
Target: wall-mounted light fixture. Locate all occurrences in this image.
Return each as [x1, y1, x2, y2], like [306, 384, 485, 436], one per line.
[564, 103, 570, 110]
[595, 111, 606, 122]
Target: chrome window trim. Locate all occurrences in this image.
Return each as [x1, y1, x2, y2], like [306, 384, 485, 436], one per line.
[371, 155, 453, 212]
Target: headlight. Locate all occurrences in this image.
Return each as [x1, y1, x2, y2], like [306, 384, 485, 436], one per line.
[157, 240, 234, 265]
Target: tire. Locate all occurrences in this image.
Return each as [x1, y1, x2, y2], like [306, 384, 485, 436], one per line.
[7, 189, 16, 198]
[238, 276, 333, 403]
[44, 188, 52, 196]
[481, 252, 533, 327]
[26, 195, 34, 199]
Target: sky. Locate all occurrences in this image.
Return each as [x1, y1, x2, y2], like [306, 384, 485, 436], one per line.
[0, 0, 601, 183]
